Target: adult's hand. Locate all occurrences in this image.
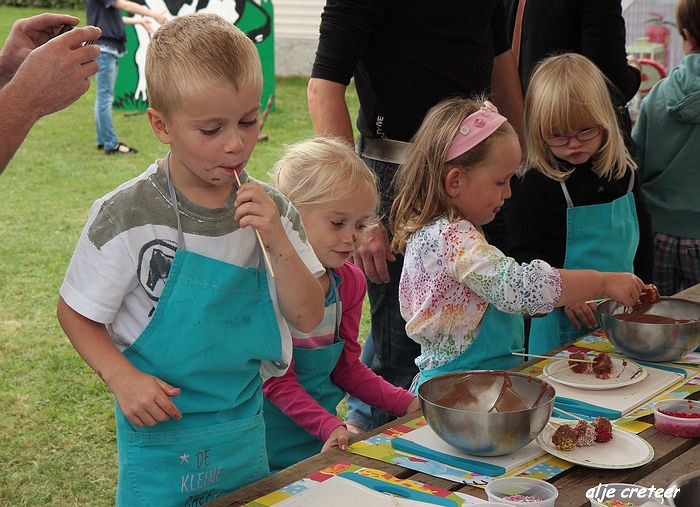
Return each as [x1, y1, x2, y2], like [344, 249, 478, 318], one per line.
[350, 224, 395, 284]
[8, 25, 101, 120]
[0, 23, 100, 173]
[0, 13, 84, 87]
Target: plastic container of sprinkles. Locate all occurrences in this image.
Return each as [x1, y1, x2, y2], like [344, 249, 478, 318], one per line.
[653, 399, 700, 438]
[485, 477, 558, 507]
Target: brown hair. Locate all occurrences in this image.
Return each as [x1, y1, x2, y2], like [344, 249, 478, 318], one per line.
[390, 96, 516, 254]
[677, 0, 700, 44]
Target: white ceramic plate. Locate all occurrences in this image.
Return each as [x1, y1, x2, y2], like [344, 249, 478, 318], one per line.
[543, 357, 647, 390]
[537, 424, 653, 469]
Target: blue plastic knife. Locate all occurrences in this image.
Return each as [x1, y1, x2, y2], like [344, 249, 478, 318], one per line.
[554, 397, 622, 419]
[390, 436, 506, 476]
[338, 472, 458, 506]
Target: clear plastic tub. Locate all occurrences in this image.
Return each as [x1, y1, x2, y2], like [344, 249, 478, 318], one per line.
[485, 477, 558, 507]
[653, 399, 700, 438]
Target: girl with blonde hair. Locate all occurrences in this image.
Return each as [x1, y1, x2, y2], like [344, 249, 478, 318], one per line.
[263, 137, 419, 470]
[508, 53, 653, 355]
[391, 96, 644, 388]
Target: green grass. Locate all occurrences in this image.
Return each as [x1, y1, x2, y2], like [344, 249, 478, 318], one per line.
[0, 6, 363, 504]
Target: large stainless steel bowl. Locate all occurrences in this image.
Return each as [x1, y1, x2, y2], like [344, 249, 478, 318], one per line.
[417, 370, 555, 456]
[598, 297, 700, 362]
[668, 469, 700, 507]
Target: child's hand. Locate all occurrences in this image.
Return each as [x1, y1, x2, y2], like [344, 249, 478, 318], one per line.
[110, 369, 182, 427]
[321, 425, 351, 452]
[405, 397, 421, 415]
[602, 272, 645, 307]
[564, 301, 598, 329]
[234, 181, 287, 251]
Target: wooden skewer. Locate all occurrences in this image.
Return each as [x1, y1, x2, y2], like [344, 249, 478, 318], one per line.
[539, 363, 578, 379]
[552, 407, 586, 421]
[233, 171, 276, 278]
[512, 352, 592, 364]
[584, 298, 607, 305]
[585, 291, 649, 305]
[389, 493, 402, 507]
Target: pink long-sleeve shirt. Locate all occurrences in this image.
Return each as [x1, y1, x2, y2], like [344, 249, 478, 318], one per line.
[262, 262, 416, 442]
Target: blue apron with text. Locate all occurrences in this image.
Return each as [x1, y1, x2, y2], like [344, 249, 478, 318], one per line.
[115, 155, 282, 506]
[413, 305, 524, 390]
[263, 270, 346, 471]
[528, 172, 639, 355]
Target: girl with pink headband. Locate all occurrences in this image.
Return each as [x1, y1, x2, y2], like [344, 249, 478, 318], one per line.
[390, 96, 644, 388]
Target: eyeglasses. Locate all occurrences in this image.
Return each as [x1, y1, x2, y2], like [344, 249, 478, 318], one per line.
[544, 125, 603, 147]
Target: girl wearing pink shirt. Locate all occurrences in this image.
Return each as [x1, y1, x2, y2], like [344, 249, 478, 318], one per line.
[263, 137, 419, 471]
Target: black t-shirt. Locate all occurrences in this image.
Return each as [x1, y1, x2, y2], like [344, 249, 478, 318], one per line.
[86, 0, 127, 54]
[503, 0, 641, 104]
[507, 161, 654, 282]
[311, 0, 510, 142]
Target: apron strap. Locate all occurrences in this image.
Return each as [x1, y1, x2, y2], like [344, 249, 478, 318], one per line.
[560, 165, 636, 209]
[328, 268, 341, 343]
[163, 152, 187, 251]
[560, 180, 575, 209]
[626, 167, 635, 193]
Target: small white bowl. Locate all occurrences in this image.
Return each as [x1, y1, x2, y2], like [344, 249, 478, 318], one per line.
[587, 482, 665, 506]
[485, 477, 558, 507]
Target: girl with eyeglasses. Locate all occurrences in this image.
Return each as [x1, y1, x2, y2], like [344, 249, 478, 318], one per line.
[389, 96, 644, 389]
[508, 53, 654, 355]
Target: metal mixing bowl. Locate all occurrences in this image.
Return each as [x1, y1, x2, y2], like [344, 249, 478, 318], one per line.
[417, 370, 555, 456]
[668, 469, 700, 507]
[597, 297, 700, 362]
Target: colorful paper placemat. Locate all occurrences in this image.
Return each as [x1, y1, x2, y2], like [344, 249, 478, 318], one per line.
[347, 416, 572, 487]
[348, 333, 700, 487]
[242, 461, 473, 507]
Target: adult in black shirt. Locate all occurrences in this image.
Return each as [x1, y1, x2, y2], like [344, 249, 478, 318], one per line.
[308, 0, 525, 428]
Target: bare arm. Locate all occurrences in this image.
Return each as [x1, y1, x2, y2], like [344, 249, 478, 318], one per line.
[0, 24, 101, 174]
[123, 16, 156, 34]
[57, 297, 182, 427]
[490, 50, 526, 164]
[234, 183, 325, 332]
[113, 0, 167, 25]
[556, 269, 644, 308]
[307, 77, 354, 146]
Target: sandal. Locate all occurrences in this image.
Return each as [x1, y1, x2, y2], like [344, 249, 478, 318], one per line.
[105, 143, 138, 155]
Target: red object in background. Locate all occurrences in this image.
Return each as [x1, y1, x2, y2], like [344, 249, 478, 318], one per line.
[645, 12, 671, 68]
[638, 58, 667, 95]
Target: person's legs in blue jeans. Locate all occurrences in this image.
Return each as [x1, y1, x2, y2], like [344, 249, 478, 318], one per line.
[344, 332, 375, 435]
[360, 157, 421, 429]
[94, 52, 119, 151]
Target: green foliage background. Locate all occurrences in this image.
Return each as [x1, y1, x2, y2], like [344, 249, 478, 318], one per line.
[0, 0, 82, 10]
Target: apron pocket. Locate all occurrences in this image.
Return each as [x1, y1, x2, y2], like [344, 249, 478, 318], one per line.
[118, 413, 269, 507]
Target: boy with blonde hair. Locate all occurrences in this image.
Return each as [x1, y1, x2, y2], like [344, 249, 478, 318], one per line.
[58, 13, 324, 505]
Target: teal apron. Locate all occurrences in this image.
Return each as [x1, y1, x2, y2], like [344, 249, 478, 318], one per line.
[413, 305, 525, 390]
[263, 270, 346, 471]
[115, 154, 283, 506]
[528, 170, 639, 355]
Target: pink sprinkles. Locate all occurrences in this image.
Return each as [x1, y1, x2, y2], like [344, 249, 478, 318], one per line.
[503, 494, 543, 502]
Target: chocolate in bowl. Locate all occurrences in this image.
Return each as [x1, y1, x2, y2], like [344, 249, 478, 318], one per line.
[598, 297, 700, 362]
[418, 370, 555, 456]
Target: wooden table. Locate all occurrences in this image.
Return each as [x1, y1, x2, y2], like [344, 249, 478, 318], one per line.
[212, 283, 700, 507]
